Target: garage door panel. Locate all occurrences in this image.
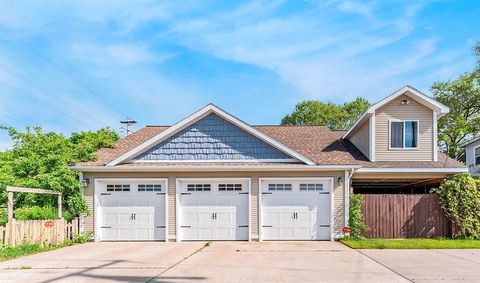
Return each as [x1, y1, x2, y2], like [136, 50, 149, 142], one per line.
[261, 179, 333, 241]
[98, 180, 167, 242]
[178, 179, 249, 241]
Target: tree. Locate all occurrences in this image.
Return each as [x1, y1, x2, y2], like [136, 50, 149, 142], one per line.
[0, 126, 119, 217]
[281, 98, 371, 130]
[432, 43, 480, 158]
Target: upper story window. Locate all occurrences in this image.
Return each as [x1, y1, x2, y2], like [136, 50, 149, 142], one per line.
[390, 120, 418, 149]
[475, 146, 480, 166]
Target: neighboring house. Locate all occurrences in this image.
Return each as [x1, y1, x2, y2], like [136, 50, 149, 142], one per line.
[71, 85, 466, 242]
[460, 136, 480, 177]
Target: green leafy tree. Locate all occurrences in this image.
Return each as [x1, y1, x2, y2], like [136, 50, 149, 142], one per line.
[281, 98, 371, 130]
[433, 174, 480, 239]
[0, 126, 119, 219]
[432, 69, 480, 159]
[432, 42, 480, 158]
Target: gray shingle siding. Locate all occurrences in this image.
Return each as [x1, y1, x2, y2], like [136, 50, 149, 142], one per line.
[135, 113, 292, 161]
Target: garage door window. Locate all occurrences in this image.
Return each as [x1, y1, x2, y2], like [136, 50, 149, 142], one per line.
[106, 184, 130, 192]
[218, 184, 242, 191]
[187, 184, 211, 191]
[300, 183, 324, 191]
[138, 184, 162, 192]
[268, 184, 292, 191]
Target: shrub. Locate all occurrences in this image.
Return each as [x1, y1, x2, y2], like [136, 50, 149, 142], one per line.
[432, 173, 480, 239]
[348, 193, 369, 239]
[0, 208, 7, 226]
[72, 232, 93, 244]
[14, 206, 74, 222]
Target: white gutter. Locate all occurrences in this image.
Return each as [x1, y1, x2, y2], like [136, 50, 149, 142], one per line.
[356, 167, 468, 173]
[70, 164, 362, 172]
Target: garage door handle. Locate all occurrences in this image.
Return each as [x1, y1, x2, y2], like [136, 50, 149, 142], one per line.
[101, 226, 111, 228]
[262, 225, 273, 228]
[262, 192, 272, 195]
[181, 193, 191, 195]
[318, 225, 330, 227]
[318, 192, 329, 194]
[156, 226, 166, 228]
[157, 193, 166, 195]
[181, 226, 191, 228]
[238, 192, 249, 194]
[100, 193, 111, 195]
[238, 225, 248, 228]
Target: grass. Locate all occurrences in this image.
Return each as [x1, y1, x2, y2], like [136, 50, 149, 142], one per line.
[0, 232, 93, 262]
[340, 238, 480, 249]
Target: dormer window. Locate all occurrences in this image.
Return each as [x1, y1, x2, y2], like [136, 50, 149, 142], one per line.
[390, 120, 418, 149]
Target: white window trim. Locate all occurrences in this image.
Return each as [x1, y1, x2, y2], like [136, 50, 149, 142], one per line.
[388, 119, 420, 150]
[475, 145, 480, 166]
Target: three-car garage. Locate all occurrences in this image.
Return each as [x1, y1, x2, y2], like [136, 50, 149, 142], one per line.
[94, 177, 334, 242]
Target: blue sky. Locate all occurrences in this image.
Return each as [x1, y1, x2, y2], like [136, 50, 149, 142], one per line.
[0, 0, 479, 149]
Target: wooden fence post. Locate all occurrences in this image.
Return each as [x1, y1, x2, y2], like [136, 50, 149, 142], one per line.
[57, 194, 62, 219]
[7, 191, 14, 221]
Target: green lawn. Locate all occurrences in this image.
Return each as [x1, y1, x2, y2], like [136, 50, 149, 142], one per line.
[340, 238, 480, 249]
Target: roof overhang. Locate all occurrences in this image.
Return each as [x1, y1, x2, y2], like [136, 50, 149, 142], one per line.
[343, 85, 450, 139]
[106, 104, 316, 166]
[356, 167, 468, 173]
[459, 136, 480, 148]
[71, 164, 361, 172]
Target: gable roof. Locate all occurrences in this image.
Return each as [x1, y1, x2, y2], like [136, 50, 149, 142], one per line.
[106, 104, 316, 166]
[343, 85, 450, 139]
[75, 124, 465, 171]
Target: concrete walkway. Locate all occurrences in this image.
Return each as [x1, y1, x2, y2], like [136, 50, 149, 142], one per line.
[0, 241, 478, 282]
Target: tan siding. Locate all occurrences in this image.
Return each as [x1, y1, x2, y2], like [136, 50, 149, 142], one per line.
[82, 170, 345, 240]
[349, 120, 370, 159]
[375, 94, 433, 161]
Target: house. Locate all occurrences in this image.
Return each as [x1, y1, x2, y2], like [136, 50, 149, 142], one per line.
[71, 85, 467, 242]
[460, 136, 480, 177]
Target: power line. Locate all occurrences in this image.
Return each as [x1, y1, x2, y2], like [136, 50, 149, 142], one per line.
[0, 112, 24, 125]
[0, 23, 129, 119]
[0, 80, 94, 128]
[0, 63, 110, 127]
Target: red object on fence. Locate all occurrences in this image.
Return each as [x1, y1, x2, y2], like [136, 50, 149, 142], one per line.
[44, 220, 54, 228]
[342, 226, 350, 234]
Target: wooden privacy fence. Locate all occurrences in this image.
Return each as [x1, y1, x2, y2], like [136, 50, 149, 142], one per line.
[0, 218, 79, 246]
[361, 194, 452, 238]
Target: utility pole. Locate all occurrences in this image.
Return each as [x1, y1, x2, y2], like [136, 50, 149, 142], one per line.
[120, 118, 137, 135]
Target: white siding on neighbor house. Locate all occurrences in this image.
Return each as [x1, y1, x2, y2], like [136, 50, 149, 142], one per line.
[349, 120, 370, 159]
[465, 139, 480, 166]
[465, 139, 480, 177]
[81, 170, 346, 241]
[375, 94, 434, 161]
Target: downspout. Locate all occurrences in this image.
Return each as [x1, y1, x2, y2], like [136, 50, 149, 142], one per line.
[344, 168, 356, 229]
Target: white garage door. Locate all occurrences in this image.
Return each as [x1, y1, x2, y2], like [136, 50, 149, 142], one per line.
[178, 179, 249, 241]
[97, 180, 167, 241]
[260, 178, 333, 241]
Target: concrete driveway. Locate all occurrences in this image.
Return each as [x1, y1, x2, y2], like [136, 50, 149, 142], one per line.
[0, 241, 478, 282]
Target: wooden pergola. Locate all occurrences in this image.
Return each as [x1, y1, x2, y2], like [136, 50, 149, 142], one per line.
[6, 186, 62, 221]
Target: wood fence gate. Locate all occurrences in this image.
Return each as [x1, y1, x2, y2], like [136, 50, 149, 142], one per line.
[361, 194, 452, 238]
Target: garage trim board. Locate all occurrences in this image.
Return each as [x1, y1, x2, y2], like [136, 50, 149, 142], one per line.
[176, 177, 251, 242]
[94, 178, 168, 242]
[258, 177, 335, 242]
